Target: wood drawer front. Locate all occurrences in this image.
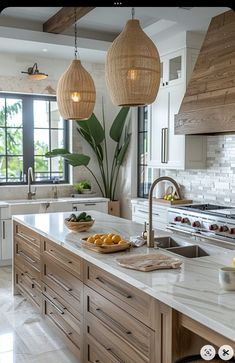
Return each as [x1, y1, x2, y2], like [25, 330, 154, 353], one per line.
[15, 254, 40, 286]
[85, 286, 154, 359]
[15, 239, 40, 272]
[85, 314, 152, 363]
[42, 238, 83, 280]
[42, 283, 82, 329]
[15, 266, 41, 309]
[86, 335, 117, 363]
[42, 256, 83, 312]
[43, 296, 81, 352]
[15, 223, 40, 250]
[84, 262, 155, 328]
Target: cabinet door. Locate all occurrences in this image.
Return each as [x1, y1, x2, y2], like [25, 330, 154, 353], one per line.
[1, 219, 12, 261]
[167, 84, 186, 169]
[148, 87, 169, 167]
[161, 49, 185, 87]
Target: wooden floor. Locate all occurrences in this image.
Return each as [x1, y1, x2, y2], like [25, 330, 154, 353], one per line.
[0, 266, 79, 363]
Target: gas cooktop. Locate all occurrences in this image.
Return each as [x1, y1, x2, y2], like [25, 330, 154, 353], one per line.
[173, 203, 235, 219]
[177, 204, 230, 211]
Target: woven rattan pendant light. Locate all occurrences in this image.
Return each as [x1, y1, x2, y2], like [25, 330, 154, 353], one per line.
[105, 8, 160, 107]
[57, 8, 96, 120]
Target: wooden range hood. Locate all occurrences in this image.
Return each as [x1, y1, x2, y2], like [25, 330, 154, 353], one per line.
[175, 9, 235, 135]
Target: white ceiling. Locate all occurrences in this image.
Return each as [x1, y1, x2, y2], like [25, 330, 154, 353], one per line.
[0, 6, 231, 63]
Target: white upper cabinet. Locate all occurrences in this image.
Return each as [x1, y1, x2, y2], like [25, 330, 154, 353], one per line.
[148, 44, 206, 170]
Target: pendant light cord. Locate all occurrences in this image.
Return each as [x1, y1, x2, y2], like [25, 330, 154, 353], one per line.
[131, 7, 135, 20]
[74, 7, 78, 60]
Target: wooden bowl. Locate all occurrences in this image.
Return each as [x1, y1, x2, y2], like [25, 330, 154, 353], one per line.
[64, 219, 95, 232]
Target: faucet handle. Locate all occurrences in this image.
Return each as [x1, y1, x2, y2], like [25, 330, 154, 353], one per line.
[32, 186, 37, 196]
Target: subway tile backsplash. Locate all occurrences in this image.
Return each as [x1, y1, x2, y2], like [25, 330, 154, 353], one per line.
[162, 135, 235, 206]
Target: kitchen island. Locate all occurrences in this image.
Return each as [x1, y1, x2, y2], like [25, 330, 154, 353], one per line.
[12, 210, 235, 362]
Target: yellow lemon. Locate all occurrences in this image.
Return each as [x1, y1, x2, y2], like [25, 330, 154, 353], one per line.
[112, 235, 121, 244]
[93, 234, 101, 239]
[108, 233, 115, 238]
[87, 236, 95, 243]
[94, 238, 103, 246]
[103, 237, 114, 245]
[101, 234, 108, 240]
[118, 240, 128, 245]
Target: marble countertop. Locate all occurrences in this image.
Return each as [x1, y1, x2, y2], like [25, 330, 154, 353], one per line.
[13, 210, 235, 342]
[0, 197, 109, 206]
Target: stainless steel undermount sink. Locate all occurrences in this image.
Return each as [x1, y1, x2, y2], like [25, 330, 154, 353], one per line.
[154, 236, 209, 258]
[166, 245, 209, 258]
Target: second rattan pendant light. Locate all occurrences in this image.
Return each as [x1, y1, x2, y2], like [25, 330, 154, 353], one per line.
[57, 8, 96, 120]
[105, 8, 160, 107]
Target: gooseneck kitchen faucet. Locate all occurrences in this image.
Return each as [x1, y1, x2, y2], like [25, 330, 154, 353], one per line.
[27, 167, 36, 200]
[147, 176, 182, 247]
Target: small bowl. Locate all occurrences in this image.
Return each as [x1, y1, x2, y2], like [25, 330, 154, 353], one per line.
[64, 219, 95, 232]
[219, 266, 235, 291]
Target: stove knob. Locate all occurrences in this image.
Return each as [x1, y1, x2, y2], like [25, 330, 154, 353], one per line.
[229, 228, 235, 234]
[219, 225, 229, 232]
[192, 221, 201, 228]
[181, 217, 190, 224]
[209, 224, 218, 231]
[174, 216, 182, 222]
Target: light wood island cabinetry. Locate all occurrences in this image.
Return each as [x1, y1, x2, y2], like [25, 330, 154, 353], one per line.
[13, 220, 235, 363]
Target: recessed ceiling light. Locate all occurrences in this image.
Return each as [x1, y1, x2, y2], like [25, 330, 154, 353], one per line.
[42, 48, 48, 52]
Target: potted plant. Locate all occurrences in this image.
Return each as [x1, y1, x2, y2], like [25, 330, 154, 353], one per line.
[74, 180, 92, 194]
[45, 102, 131, 216]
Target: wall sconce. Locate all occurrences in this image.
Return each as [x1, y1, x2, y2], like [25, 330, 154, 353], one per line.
[21, 63, 48, 80]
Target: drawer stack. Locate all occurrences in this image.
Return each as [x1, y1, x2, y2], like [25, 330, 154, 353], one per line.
[41, 237, 83, 360]
[14, 222, 41, 309]
[84, 262, 157, 363]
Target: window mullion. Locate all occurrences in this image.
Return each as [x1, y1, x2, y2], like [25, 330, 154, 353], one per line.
[23, 96, 34, 183]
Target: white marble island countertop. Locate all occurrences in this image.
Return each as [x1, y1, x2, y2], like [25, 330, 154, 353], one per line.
[13, 210, 235, 342]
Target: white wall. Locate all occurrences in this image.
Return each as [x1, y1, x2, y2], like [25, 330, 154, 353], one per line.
[0, 53, 123, 202]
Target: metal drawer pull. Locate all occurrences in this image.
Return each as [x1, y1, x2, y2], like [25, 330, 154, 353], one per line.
[106, 348, 123, 363]
[48, 273, 72, 292]
[18, 250, 37, 264]
[2, 221, 5, 239]
[48, 249, 73, 265]
[96, 308, 131, 335]
[138, 209, 159, 216]
[43, 294, 64, 314]
[53, 297, 67, 311]
[95, 277, 132, 299]
[161, 128, 164, 163]
[84, 203, 96, 206]
[17, 232, 37, 243]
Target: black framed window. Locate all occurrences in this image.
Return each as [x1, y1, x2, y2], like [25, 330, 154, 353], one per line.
[137, 106, 153, 198]
[0, 93, 69, 185]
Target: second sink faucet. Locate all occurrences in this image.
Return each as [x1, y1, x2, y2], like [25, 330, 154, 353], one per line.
[147, 176, 182, 248]
[27, 167, 36, 200]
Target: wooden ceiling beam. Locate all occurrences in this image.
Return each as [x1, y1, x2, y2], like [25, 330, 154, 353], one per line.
[43, 7, 95, 34]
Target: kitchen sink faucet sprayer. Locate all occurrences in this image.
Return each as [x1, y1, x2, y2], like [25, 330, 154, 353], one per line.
[147, 176, 182, 247]
[27, 167, 36, 200]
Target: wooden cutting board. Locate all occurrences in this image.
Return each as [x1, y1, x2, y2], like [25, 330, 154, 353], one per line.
[116, 253, 182, 271]
[154, 198, 193, 205]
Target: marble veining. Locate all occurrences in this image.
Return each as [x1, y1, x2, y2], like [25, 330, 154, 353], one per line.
[0, 266, 79, 363]
[13, 211, 235, 342]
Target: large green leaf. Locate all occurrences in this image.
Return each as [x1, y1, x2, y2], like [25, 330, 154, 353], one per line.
[77, 113, 105, 145]
[109, 107, 130, 142]
[116, 134, 131, 165]
[63, 153, 90, 167]
[45, 148, 70, 157]
[45, 149, 90, 167]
